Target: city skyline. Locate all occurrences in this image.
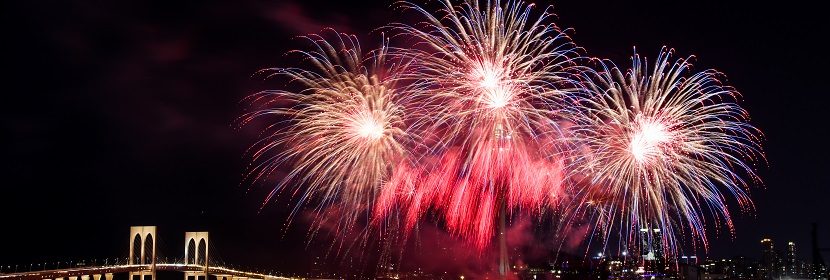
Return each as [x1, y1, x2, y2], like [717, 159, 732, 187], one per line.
[1, 231, 825, 280]
[3, 0, 829, 277]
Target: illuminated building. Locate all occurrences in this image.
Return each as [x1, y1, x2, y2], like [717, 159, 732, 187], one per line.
[761, 238, 779, 279]
[787, 241, 799, 277]
[640, 228, 664, 261]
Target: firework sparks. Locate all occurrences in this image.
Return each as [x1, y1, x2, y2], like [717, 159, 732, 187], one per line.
[238, 0, 767, 269]
[373, 0, 584, 249]
[239, 29, 416, 234]
[572, 47, 765, 258]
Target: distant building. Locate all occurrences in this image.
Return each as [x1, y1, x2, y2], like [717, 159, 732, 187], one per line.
[787, 242, 798, 277]
[640, 228, 664, 261]
[679, 263, 703, 280]
[728, 255, 758, 279]
[761, 238, 779, 279]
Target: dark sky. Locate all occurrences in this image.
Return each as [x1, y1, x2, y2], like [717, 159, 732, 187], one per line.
[3, 0, 829, 277]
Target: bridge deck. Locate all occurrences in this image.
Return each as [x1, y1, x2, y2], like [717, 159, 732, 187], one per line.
[0, 264, 297, 280]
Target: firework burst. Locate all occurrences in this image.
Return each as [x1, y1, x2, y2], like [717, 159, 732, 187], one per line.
[239, 0, 767, 269]
[572, 47, 765, 258]
[373, 0, 584, 249]
[239, 29, 416, 235]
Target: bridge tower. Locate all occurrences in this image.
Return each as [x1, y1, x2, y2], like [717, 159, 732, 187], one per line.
[128, 226, 157, 280]
[184, 231, 210, 280]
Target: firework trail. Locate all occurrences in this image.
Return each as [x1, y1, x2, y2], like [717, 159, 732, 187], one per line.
[373, 0, 585, 250]
[239, 28, 417, 238]
[571, 47, 765, 258]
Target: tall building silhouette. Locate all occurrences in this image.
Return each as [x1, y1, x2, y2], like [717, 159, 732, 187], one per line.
[761, 238, 778, 279]
[787, 242, 798, 277]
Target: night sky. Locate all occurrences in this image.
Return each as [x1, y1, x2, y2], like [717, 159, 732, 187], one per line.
[3, 0, 829, 277]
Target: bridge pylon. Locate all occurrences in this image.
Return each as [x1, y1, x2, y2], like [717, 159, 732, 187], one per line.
[128, 226, 157, 280]
[184, 231, 210, 280]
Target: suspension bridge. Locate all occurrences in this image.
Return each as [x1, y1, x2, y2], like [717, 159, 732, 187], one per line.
[0, 226, 299, 280]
